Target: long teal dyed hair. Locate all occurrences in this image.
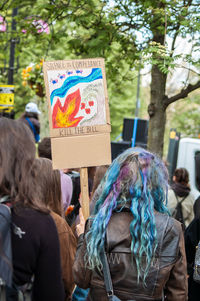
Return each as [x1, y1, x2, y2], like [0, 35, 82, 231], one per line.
[85, 147, 170, 282]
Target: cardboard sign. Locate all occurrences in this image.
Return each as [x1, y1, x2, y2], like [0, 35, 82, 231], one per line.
[0, 85, 14, 113]
[43, 58, 111, 170]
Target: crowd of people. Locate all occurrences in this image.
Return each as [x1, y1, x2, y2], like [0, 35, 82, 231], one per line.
[0, 113, 200, 301]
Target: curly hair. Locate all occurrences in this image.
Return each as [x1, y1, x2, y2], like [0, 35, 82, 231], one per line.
[85, 147, 170, 282]
[174, 168, 189, 185]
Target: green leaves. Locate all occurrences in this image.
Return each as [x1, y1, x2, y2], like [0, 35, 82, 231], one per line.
[170, 92, 200, 138]
[1, 0, 200, 147]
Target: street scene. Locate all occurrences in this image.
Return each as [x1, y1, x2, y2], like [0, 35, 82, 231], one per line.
[0, 0, 200, 300]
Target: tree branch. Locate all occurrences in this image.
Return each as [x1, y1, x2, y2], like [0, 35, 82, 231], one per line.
[170, 26, 180, 57]
[175, 65, 200, 76]
[164, 80, 200, 107]
[0, 0, 9, 11]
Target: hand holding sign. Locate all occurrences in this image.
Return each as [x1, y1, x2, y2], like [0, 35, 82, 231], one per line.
[76, 208, 85, 237]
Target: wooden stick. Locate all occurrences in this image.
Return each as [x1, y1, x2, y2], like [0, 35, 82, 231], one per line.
[80, 167, 90, 220]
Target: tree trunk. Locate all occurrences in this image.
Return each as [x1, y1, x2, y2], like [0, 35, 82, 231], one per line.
[147, 64, 167, 157]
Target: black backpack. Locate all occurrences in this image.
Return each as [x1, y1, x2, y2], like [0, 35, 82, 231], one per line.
[172, 194, 187, 229]
[0, 196, 33, 301]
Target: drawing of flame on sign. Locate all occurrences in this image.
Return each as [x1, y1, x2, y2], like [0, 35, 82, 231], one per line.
[52, 89, 84, 128]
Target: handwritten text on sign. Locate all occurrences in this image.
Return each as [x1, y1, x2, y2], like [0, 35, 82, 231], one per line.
[59, 126, 98, 137]
[45, 60, 102, 70]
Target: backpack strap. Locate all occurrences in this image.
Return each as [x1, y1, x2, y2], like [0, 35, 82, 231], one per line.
[0, 198, 23, 237]
[0, 198, 13, 289]
[25, 117, 37, 136]
[0, 279, 6, 301]
[174, 193, 190, 223]
[100, 248, 116, 300]
[0, 197, 33, 300]
[174, 193, 187, 205]
[25, 117, 40, 142]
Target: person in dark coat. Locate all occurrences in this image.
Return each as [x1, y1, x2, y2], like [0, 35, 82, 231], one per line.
[193, 196, 200, 218]
[185, 217, 200, 301]
[0, 118, 65, 301]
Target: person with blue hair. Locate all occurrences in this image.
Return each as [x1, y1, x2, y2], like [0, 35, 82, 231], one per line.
[73, 147, 187, 301]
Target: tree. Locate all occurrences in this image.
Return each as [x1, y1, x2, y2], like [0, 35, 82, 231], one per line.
[94, 0, 200, 156]
[1, 0, 200, 155]
[144, 0, 200, 156]
[45, 0, 200, 156]
[168, 89, 200, 138]
[1, 0, 139, 139]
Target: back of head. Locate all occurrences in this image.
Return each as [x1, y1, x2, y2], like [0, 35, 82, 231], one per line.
[94, 147, 169, 214]
[38, 137, 52, 160]
[0, 118, 41, 208]
[21, 102, 41, 120]
[91, 165, 109, 199]
[174, 168, 189, 185]
[86, 147, 170, 282]
[32, 158, 62, 216]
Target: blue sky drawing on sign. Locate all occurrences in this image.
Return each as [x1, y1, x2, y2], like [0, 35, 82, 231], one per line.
[50, 68, 103, 105]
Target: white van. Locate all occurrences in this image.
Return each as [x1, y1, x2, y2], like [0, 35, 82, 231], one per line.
[176, 138, 200, 200]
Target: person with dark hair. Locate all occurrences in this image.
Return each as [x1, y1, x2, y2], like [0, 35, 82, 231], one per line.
[168, 167, 194, 227]
[20, 102, 41, 142]
[0, 117, 65, 301]
[89, 165, 109, 214]
[32, 158, 77, 300]
[90, 165, 109, 200]
[38, 137, 73, 212]
[193, 196, 200, 218]
[38, 136, 52, 160]
[73, 148, 187, 301]
[185, 217, 200, 301]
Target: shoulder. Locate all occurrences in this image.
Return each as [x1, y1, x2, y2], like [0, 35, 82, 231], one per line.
[168, 188, 175, 196]
[155, 212, 182, 238]
[168, 188, 176, 200]
[50, 211, 72, 234]
[155, 212, 183, 256]
[12, 208, 59, 248]
[186, 192, 195, 203]
[185, 217, 200, 234]
[167, 189, 177, 206]
[185, 217, 200, 246]
[29, 117, 39, 124]
[60, 171, 72, 185]
[167, 215, 182, 233]
[12, 208, 56, 233]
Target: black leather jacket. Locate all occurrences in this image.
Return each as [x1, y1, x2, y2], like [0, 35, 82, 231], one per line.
[73, 209, 188, 301]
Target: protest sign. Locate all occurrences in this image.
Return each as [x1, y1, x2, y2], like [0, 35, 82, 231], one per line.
[43, 58, 111, 218]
